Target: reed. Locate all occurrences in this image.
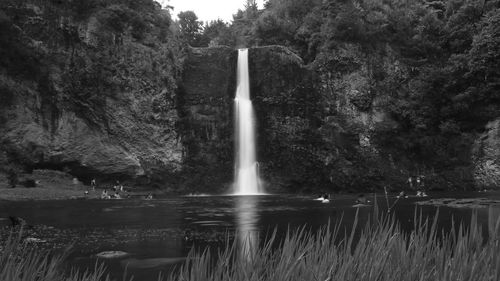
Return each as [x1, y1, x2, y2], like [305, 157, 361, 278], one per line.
[168, 208, 500, 281]
[2, 208, 500, 281]
[0, 231, 109, 281]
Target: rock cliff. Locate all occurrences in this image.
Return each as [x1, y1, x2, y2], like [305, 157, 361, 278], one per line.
[473, 119, 500, 189]
[176, 47, 237, 192]
[249, 46, 323, 191]
[0, 1, 183, 186]
[1, 1, 497, 192]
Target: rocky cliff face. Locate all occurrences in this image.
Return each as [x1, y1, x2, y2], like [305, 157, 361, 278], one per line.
[473, 119, 500, 189]
[311, 44, 404, 191]
[311, 42, 494, 191]
[177, 45, 332, 192]
[309, 43, 475, 191]
[0, 1, 183, 186]
[248, 46, 322, 191]
[247, 43, 494, 192]
[1, 1, 496, 192]
[176, 47, 237, 192]
[1, 74, 183, 182]
[178, 44, 403, 192]
[233, 45, 407, 192]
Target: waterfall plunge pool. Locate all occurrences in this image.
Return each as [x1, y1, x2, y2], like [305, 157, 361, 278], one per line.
[1, 192, 500, 280]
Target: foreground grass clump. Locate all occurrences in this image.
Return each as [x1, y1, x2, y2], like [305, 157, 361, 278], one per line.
[2, 210, 500, 281]
[169, 211, 500, 281]
[0, 232, 108, 281]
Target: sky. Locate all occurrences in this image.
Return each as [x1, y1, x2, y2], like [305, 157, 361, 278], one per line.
[162, 0, 265, 23]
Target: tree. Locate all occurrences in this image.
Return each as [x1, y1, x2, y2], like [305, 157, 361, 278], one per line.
[253, 11, 295, 46]
[202, 19, 235, 46]
[177, 10, 203, 46]
[244, 0, 259, 19]
[466, 8, 500, 122]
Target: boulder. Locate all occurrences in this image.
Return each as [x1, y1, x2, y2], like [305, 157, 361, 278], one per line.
[96, 250, 129, 259]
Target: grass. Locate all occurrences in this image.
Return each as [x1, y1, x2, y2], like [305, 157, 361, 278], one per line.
[2, 206, 500, 281]
[168, 207, 500, 281]
[0, 230, 109, 281]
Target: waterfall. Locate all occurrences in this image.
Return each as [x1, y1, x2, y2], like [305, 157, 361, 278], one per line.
[234, 49, 263, 195]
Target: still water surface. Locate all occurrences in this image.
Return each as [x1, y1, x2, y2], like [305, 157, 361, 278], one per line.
[1, 192, 500, 280]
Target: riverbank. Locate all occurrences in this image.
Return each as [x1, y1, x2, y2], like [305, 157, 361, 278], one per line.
[0, 169, 99, 201]
[0, 184, 166, 201]
[0, 169, 164, 201]
[0, 186, 100, 201]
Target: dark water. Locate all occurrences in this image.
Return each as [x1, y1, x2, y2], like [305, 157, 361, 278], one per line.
[1, 192, 500, 281]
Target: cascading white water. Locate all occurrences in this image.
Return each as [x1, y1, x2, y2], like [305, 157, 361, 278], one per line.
[234, 49, 262, 195]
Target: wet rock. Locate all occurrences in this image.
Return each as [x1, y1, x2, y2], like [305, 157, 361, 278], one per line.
[96, 250, 129, 259]
[177, 46, 237, 191]
[25, 237, 46, 243]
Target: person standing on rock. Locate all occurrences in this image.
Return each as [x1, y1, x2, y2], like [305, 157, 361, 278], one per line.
[91, 179, 96, 190]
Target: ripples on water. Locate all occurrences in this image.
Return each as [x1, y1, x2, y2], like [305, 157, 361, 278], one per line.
[1, 192, 500, 280]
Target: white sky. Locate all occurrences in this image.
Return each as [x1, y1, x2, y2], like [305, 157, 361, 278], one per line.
[162, 0, 265, 23]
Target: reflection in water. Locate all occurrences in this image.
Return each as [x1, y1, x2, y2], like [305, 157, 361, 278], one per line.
[236, 196, 259, 261]
[488, 206, 500, 239]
